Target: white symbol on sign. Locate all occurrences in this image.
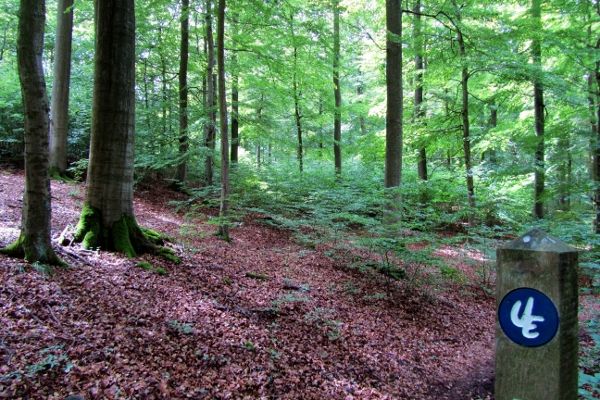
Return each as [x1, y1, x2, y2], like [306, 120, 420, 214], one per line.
[510, 297, 545, 339]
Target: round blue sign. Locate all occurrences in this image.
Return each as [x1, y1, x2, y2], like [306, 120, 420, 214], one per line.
[498, 287, 559, 347]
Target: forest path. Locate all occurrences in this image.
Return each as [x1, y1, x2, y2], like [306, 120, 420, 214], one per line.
[0, 168, 512, 399]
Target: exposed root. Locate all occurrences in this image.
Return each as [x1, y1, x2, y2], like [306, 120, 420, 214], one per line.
[72, 203, 177, 261]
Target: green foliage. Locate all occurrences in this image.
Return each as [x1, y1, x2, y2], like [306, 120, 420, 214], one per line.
[66, 158, 89, 182]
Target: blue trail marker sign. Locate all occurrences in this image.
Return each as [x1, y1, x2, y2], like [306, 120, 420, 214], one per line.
[495, 229, 578, 400]
[498, 287, 559, 347]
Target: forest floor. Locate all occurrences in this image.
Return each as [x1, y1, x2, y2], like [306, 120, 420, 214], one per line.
[0, 168, 598, 400]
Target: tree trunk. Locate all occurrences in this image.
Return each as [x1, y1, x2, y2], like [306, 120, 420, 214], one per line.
[175, 0, 190, 184]
[204, 0, 216, 185]
[230, 48, 239, 164]
[357, 84, 367, 136]
[333, 0, 342, 178]
[532, 0, 545, 219]
[457, 27, 475, 211]
[595, 38, 600, 233]
[556, 134, 571, 211]
[216, 0, 229, 240]
[290, 24, 304, 172]
[414, 0, 427, 182]
[2, 0, 61, 265]
[49, 0, 73, 176]
[73, 0, 159, 257]
[385, 0, 403, 188]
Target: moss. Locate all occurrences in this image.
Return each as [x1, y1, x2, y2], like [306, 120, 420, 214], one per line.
[136, 261, 153, 271]
[1, 235, 65, 267]
[49, 167, 76, 183]
[74, 204, 101, 249]
[141, 227, 165, 245]
[112, 217, 137, 258]
[0, 235, 25, 258]
[157, 247, 181, 264]
[135, 261, 167, 276]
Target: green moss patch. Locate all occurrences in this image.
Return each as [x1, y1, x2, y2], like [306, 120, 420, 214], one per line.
[157, 247, 181, 264]
[135, 261, 168, 275]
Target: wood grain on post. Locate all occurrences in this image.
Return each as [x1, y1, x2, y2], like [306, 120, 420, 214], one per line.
[496, 229, 578, 400]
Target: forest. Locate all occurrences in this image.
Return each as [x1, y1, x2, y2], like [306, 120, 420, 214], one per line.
[0, 0, 599, 398]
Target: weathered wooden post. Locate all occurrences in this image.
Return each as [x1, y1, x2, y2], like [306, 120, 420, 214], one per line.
[496, 229, 579, 400]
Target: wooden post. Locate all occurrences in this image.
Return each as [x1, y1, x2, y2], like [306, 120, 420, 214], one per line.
[496, 229, 579, 400]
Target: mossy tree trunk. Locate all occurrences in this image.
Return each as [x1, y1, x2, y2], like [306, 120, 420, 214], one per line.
[1, 0, 62, 265]
[73, 0, 153, 257]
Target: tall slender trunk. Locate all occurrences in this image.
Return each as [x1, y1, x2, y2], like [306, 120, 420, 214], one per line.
[318, 96, 324, 156]
[292, 44, 303, 172]
[532, 0, 545, 219]
[160, 50, 168, 138]
[216, 0, 229, 240]
[176, 0, 189, 183]
[484, 102, 498, 164]
[333, 0, 342, 178]
[49, 0, 74, 175]
[204, 0, 216, 185]
[557, 135, 572, 211]
[357, 84, 367, 136]
[2, 0, 61, 265]
[594, 37, 600, 232]
[257, 98, 263, 168]
[591, 0, 600, 233]
[384, 0, 403, 188]
[231, 48, 239, 164]
[414, 0, 427, 181]
[457, 27, 475, 211]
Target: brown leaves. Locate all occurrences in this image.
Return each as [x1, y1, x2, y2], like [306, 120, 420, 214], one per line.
[0, 170, 506, 399]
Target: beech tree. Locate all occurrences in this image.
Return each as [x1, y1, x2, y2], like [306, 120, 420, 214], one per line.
[217, 0, 229, 239]
[73, 0, 158, 256]
[1, 0, 62, 265]
[333, 0, 342, 177]
[175, 0, 190, 184]
[204, 0, 216, 185]
[532, 0, 545, 219]
[385, 0, 403, 188]
[49, 0, 74, 176]
[414, 0, 427, 182]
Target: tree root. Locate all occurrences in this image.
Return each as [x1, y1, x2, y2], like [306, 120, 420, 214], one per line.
[0, 234, 65, 267]
[73, 203, 179, 262]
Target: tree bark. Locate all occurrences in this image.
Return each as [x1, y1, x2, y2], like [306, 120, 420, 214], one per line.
[230, 48, 239, 164]
[204, 0, 216, 185]
[414, 0, 427, 182]
[2, 0, 61, 265]
[532, 0, 545, 219]
[73, 0, 161, 257]
[385, 0, 403, 188]
[333, 0, 342, 178]
[175, 0, 190, 184]
[457, 27, 475, 211]
[49, 0, 74, 176]
[217, 0, 229, 240]
[592, 0, 600, 233]
[290, 17, 303, 173]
